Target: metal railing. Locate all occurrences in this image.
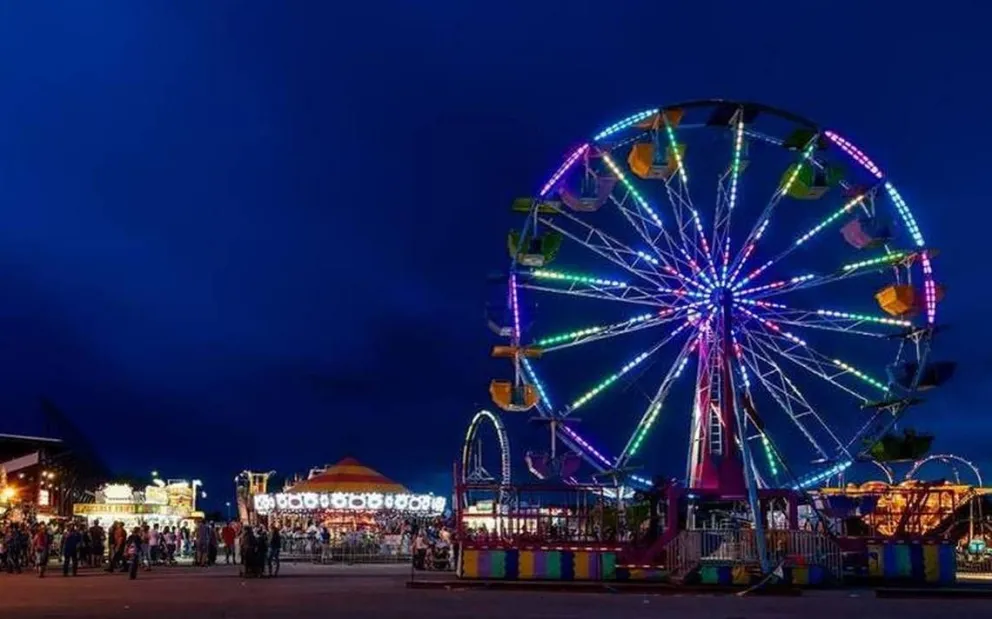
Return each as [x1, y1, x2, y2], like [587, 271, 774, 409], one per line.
[278, 537, 417, 565]
[664, 529, 843, 579]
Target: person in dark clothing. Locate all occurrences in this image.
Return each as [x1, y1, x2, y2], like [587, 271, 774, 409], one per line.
[267, 526, 281, 577]
[125, 527, 143, 580]
[62, 525, 82, 576]
[254, 528, 268, 578]
[239, 527, 256, 578]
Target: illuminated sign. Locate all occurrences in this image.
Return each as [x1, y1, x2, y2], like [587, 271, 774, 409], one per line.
[37, 489, 50, 507]
[144, 486, 168, 505]
[102, 484, 135, 503]
[252, 492, 446, 515]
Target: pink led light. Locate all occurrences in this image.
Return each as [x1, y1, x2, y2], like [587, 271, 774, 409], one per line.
[539, 144, 590, 197]
[562, 425, 612, 466]
[824, 131, 884, 179]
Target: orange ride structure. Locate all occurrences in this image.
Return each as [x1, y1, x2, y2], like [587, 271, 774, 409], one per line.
[248, 457, 446, 532]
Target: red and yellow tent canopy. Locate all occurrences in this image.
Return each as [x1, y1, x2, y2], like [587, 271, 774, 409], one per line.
[289, 457, 408, 494]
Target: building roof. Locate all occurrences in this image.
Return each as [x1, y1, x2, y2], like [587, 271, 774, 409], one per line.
[289, 457, 408, 494]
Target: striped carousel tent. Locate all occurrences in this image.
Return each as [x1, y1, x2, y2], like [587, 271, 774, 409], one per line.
[288, 457, 408, 494]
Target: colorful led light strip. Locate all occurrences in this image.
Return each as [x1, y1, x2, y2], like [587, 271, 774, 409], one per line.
[530, 269, 627, 288]
[661, 111, 687, 183]
[738, 306, 807, 347]
[534, 313, 655, 346]
[832, 359, 889, 393]
[601, 153, 663, 228]
[625, 329, 703, 459]
[721, 118, 746, 284]
[824, 131, 883, 179]
[539, 144, 589, 197]
[521, 357, 551, 410]
[794, 194, 866, 246]
[761, 435, 780, 478]
[884, 183, 924, 248]
[840, 252, 907, 272]
[509, 274, 522, 342]
[593, 109, 658, 142]
[824, 134, 935, 325]
[779, 141, 817, 197]
[736, 274, 815, 296]
[815, 309, 911, 327]
[568, 322, 691, 411]
[793, 460, 852, 490]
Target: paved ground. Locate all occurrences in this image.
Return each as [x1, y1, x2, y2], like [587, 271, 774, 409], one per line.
[0, 564, 989, 619]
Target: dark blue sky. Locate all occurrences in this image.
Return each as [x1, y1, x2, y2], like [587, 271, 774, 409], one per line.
[0, 1, 987, 509]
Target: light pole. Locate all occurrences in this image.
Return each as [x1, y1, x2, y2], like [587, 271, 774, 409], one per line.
[225, 501, 232, 521]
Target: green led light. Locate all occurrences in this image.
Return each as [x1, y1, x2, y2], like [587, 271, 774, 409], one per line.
[662, 112, 687, 183]
[841, 252, 907, 272]
[761, 434, 779, 478]
[816, 309, 911, 327]
[795, 194, 865, 246]
[628, 402, 661, 457]
[531, 269, 627, 287]
[534, 313, 654, 346]
[569, 351, 651, 411]
[833, 359, 890, 393]
[779, 141, 816, 196]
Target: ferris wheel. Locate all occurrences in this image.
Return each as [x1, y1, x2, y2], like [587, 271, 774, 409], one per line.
[489, 99, 954, 496]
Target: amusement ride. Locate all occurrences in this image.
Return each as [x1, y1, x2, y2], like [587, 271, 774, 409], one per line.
[467, 99, 962, 570]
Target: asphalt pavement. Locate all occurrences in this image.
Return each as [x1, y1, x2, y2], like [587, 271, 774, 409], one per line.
[0, 563, 989, 619]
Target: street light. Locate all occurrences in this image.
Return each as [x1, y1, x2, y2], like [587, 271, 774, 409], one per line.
[225, 501, 232, 521]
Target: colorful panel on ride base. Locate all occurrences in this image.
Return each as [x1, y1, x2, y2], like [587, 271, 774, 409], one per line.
[459, 548, 637, 581]
[865, 539, 956, 584]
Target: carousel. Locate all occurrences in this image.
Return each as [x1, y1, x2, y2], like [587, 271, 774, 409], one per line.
[250, 457, 446, 534]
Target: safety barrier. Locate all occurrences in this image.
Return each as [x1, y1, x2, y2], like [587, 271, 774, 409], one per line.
[278, 537, 425, 565]
[664, 529, 843, 581]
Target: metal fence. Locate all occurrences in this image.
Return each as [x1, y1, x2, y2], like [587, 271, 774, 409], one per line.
[664, 529, 843, 579]
[278, 537, 419, 565]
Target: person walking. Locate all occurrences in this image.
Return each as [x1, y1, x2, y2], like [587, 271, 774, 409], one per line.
[221, 522, 236, 564]
[125, 527, 143, 580]
[32, 524, 51, 578]
[62, 525, 82, 576]
[267, 525, 281, 577]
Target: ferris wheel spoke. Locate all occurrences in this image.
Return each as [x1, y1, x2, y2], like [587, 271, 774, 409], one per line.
[532, 301, 707, 353]
[744, 249, 921, 300]
[737, 299, 912, 338]
[726, 137, 819, 284]
[736, 330, 851, 461]
[519, 276, 674, 308]
[712, 110, 747, 285]
[728, 338, 784, 483]
[617, 327, 702, 465]
[606, 186, 703, 285]
[731, 188, 879, 292]
[600, 152, 715, 289]
[742, 320, 884, 404]
[537, 210, 684, 289]
[563, 318, 695, 416]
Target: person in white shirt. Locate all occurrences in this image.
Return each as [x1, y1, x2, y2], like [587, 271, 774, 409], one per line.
[148, 524, 161, 565]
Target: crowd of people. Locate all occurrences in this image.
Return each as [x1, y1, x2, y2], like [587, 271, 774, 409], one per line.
[0, 518, 282, 580]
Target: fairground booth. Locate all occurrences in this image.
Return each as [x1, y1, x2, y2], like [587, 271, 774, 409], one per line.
[249, 457, 446, 534]
[73, 480, 205, 531]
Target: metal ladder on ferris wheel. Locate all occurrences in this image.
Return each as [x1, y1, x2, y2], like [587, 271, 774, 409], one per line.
[708, 400, 724, 456]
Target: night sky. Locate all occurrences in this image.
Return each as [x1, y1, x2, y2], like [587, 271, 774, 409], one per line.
[0, 1, 987, 510]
